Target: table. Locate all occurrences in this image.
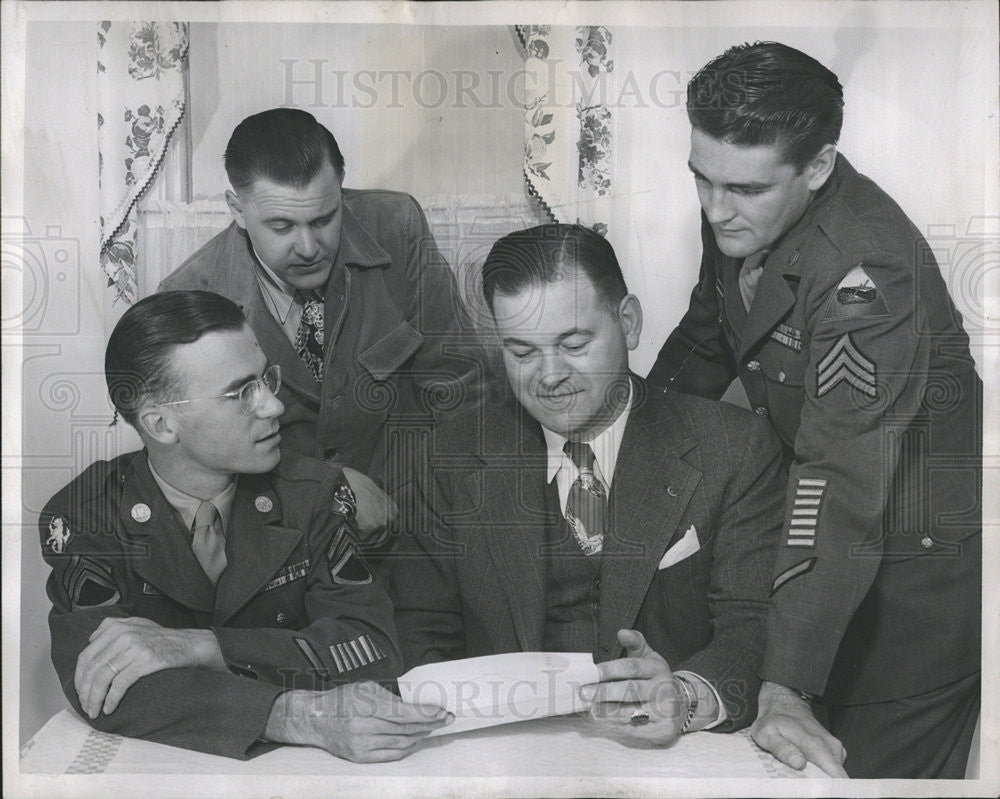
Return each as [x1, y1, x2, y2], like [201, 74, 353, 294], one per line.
[20, 709, 822, 780]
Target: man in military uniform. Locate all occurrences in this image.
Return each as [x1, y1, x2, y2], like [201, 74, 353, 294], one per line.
[647, 42, 981, 778]
[40, 291, 451, 761]
[160, 108, 488, 544]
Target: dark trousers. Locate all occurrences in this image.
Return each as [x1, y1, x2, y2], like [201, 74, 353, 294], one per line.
[825, 671, 980, 778]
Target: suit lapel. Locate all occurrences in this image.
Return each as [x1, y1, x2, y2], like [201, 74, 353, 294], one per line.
[480, 409, 549, 651]
[120, 456, 216, 614]
[598, 385, 702, 657]
[213, 475, 303, 625]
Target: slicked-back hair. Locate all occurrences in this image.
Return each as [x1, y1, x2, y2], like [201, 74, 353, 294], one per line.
[482, 224, 628, 315]
[224, 108, 346, 192]
[105, 291, 247, 428]
[687, 41, 844, 170]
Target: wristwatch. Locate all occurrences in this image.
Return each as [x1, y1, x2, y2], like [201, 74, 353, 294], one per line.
[674, 673, 699, 733]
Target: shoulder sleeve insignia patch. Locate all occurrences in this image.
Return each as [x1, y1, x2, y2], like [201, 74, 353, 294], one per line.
[331, 482, 357, 518]
[327, 524, 372, 585]
[45, 516, 72, 554]
[770, 557, 817, 597]
[63, 555, 121, 609]
[816, 333, 876, 398]
[821, 263, 891, 321]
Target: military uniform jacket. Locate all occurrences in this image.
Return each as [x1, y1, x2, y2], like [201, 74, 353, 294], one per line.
[387, 379, 786, 731]
[647, 154, 982, 703]
[40, 450, 403, 759]
[160, 189, 487, 483]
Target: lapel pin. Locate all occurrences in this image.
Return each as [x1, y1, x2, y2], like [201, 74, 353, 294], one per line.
[667, 486, 678, 497]
[255, 496, 274, 513]
[131, 503, 151, 523]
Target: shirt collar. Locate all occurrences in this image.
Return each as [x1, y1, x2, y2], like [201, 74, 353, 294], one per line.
[543, 379, 633, 487]
[250, 245, 297, 323]
[148, 459, 238, 532]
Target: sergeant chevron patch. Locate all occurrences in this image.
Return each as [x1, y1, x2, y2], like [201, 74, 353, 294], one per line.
[787, 478, 827, 547]
[770, 557, 817, 597]
[816, 334, 876, 398]
[327, 524, 372, 585]
[329, 633, 387, 674]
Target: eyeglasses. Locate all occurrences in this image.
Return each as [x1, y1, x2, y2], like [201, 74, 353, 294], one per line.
[158, 365, 282, 415]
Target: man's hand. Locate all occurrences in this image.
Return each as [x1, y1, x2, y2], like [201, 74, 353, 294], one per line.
[582, 629, 698, 746]
[74, 617, 226, 719]
[751, 681, 848, 777]
[342, 467, 397, 547]
[264, 680, 453, 763]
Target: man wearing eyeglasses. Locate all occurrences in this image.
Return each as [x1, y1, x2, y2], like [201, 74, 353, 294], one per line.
[38, 290, 452, 761]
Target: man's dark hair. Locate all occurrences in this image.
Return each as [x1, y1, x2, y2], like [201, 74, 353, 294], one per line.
[687, 41, 844, 170]
[224, 108, 346, 191]
[106, 291, 247, 428]
[481, 224, 628, 314]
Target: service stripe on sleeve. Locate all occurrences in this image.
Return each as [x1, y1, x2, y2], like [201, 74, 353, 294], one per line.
[786, 478, 827, 548]
[329, 634, 387, 674]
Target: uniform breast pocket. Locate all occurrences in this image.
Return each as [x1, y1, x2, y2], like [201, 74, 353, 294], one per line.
[759, 340, 807, 439]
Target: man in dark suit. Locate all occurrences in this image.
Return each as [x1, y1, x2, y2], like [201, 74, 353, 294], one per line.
[160, 108, 487, 542]
[389, 224, 786, 743]
[646, 42, 981, 778]
[40, 291, 450, 761]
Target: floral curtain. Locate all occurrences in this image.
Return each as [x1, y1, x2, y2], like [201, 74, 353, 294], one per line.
[518, 25, 615, 237]
[98, 21, 189, 304]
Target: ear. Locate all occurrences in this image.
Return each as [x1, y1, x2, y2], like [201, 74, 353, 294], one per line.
[136, 404, 180, 446]
[225, 189, 247, 229]
[618, 294, 643, 351]
[805, 144, 837, 192]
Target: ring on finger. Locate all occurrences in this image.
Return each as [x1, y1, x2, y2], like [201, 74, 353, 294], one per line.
[629, 708, 650, 725]
[108, 662, 121, 675]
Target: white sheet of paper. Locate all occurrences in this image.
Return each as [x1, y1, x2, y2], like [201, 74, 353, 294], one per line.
[397, 652, 600, 737]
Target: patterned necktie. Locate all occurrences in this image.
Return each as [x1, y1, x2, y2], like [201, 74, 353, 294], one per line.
[563, 441, 606, 555]
[191, 500, 227, 585]
[294, 292, 325, 381]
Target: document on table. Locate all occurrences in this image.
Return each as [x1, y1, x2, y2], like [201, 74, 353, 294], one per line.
[397, 651, 600, 737]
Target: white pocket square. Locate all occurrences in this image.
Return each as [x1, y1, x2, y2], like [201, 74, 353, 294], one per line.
[657, 525, 700, 570]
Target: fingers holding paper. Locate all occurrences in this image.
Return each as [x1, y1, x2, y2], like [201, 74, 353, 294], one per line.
[583, 629, 688, 745]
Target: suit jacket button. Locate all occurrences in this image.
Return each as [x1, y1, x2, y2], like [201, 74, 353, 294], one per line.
[778, 370, 786, 383]
[746, 360, 761, 373]
[754, 406, 769, 417]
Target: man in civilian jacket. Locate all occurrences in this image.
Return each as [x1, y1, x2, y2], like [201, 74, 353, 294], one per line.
[389, 224, 786, 742]
[160, 108, 487, 541]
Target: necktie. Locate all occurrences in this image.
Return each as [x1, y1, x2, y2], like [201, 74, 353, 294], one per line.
[294, 292, 325, 381]
[738, 251, 768, 312]
[191, 500, 227, 585]
[563, 441, 607, 555]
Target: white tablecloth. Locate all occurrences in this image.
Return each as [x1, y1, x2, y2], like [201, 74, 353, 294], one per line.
[20, 709, 822, 779]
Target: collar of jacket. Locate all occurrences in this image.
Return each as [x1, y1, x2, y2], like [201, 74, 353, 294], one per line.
[203, 189, 394, 308]
[114, 451, 292, 618]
